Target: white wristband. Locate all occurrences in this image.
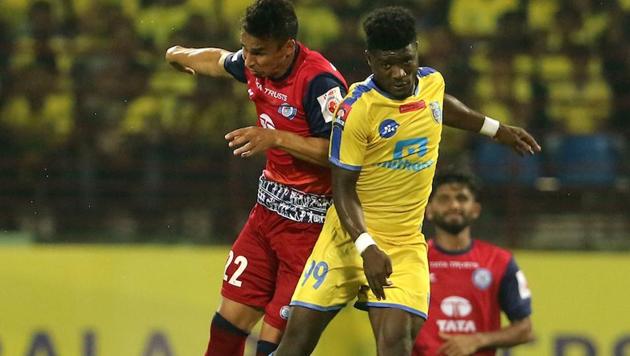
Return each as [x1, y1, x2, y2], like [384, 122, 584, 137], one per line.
[480, 116, 500, 137]
[355, 232, 377, 255]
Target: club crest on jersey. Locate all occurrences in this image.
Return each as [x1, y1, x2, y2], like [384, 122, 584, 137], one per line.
[430, 101, 442, 124]
[278, 103, 298, 120]
[379, 119, 399, 138]
[472, 268, 493, 290]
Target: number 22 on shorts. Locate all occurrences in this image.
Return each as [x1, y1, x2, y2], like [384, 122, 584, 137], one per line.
[223, 250, 248, 287]
[301, 260, 329, 289]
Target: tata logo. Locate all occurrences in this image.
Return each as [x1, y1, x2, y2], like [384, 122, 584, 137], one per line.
[436, 319, 477, 333]
[440, 296, 472, 317]
[378, 119, 399, 138]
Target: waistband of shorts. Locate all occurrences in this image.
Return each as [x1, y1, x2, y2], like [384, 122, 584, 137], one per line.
[256, 175, 332, 224]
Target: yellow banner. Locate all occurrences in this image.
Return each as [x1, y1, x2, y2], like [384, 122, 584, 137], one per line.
[0, 246, 629, 355]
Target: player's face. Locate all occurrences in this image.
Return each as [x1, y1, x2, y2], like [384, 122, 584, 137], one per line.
[240, 31, 295, 79]
[427, 183, 481, 235]
[366, 42, 419, 100]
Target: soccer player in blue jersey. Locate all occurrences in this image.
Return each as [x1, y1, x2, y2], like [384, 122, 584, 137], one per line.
[273, 6, 540, 356]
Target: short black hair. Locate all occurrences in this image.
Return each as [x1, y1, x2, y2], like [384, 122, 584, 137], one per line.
[242, 0, 298, 42]
[363, 6, 416, 51]
[431, 171, 481, 200]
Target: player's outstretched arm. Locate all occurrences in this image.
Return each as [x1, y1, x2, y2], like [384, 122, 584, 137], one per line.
[437, 317, 533, 356]
[442, 94, 542, 156]
[165, 45, 232, 77]
[331, 166, 392, 301]
[225, 126, 330, 166]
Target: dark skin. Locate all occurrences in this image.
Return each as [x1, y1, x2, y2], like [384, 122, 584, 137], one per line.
[275, 42, 542, 356]
[358, 42, 541, 303]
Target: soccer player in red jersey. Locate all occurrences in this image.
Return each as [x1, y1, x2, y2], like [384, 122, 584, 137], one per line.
[414, 172, 534, 356]
[166, 1, 347, 355]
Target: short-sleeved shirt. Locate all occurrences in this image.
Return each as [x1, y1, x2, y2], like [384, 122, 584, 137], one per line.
[329, 68, 445, 243]
[414, 239, 532, 356]
[224, 42, 347, 196]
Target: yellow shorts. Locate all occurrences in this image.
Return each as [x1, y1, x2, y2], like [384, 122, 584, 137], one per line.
[290, 210, 430, 319]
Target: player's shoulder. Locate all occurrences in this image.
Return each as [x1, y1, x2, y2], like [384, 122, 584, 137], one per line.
[473, 239, 513, 261]
[299, 43, 340, 76]
[418, 66, 444, 82]
[343, 79, 375, 107]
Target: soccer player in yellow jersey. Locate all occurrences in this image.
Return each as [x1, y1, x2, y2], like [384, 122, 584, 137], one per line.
[274, 6, 541, 356]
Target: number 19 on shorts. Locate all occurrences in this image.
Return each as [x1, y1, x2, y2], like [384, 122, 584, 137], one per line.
[301, 260, 329, 289]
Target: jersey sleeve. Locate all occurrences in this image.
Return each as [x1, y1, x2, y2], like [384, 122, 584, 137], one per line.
[329, 97, 369, 171]
[303, 73, 347, 138]
[223, 49, 247, 83]
[498, 258, 532, 321]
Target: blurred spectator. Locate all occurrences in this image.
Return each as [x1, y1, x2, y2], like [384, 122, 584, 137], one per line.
[546, 45, 612, 134]
[448, 0, 519, 38]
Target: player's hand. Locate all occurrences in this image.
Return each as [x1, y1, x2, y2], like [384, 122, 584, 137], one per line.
[361, 245, 393, 301]
[438, 332, 484, 356]
[225, 126, 278, 158]
[494, 124, 541, 156]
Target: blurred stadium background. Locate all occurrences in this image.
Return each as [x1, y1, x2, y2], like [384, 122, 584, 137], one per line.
[0, 0, 629, 355]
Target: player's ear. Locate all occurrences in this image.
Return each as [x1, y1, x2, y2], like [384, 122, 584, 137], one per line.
[365, 50, 372, 66]
[283, 38, 296, 57]
[471, 201, 481, 220]
[426, 203, 434, 221]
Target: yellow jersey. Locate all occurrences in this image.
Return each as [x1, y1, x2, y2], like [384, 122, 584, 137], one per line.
[329, 67, 444, 244]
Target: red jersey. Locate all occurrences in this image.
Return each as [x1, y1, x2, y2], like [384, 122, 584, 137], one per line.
[224, 43, 347, 224]
[414, 239, 532, 356]
[225, 42, 347, 195]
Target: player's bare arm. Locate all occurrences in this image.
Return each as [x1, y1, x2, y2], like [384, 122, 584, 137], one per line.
[442, 94, 542, 156]
[165, 45, 232, 77]
[225, 127, 329, 166]
[437, 317, 533, 356]
[331, 166, 392, 301]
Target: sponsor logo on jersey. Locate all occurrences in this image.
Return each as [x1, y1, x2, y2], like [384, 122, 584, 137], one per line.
[441, 296, 472, 317]
[280, 305, 291, 320]
[317, 86, 343, 123]
[436, 319, 477, 333]
[430, 101, 442, 124]
[437, 296, 477, 333]
[378, 119, 399, 138]
[399, 100, 426, 113]
[472, 268, 493, 290]
[264, 87, 288, 101]
[278, 103, 298, 120]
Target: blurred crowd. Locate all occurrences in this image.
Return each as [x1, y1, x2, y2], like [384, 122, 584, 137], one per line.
[0, 0, 628, 243]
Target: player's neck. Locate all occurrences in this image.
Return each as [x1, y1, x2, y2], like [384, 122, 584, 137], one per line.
[434, 229, 472, 252]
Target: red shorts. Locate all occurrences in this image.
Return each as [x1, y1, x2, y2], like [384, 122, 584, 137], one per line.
[221, 203, 322, 330]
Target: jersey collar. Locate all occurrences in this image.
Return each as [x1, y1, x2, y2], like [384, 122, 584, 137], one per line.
[432, 239, 475, 255]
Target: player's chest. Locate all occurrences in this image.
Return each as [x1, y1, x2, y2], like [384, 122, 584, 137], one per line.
[368, 101, 442, 159]
[429, 260, 497, 294]
[247, 78, 306, 131]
